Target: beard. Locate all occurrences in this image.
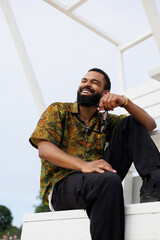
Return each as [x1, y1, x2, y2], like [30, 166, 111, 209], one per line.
[77, 90, 102, 107]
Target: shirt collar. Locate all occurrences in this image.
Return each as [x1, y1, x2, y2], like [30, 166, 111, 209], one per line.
[71, 101, 104, 125]
[71, 101, 79, 113]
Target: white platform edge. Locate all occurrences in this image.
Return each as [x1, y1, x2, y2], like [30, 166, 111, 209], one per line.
[22, 209, 87, 223]
[125, 202, 160, 215]
[23, 202, 160, 223]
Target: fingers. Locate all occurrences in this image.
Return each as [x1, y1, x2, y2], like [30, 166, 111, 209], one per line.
[99, 94, 115, 111]
[98, 159, 117, 173]
[99, 93, 123, 111]
[81, 159, 117, 174]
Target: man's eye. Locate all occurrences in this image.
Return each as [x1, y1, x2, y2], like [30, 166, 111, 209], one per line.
[93, 81, 99, 85]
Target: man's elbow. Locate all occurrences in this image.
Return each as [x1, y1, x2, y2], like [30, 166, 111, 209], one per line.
[38, 148, 46, 159]
[38, 141, 48, 159]
[38, 149, 45, 159]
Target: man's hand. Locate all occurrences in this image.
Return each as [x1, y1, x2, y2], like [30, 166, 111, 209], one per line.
[98, 93, 125, 111]
[80, 159, 117, 174]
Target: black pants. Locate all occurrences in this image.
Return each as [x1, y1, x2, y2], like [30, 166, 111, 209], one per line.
[51, 116, 160, 240]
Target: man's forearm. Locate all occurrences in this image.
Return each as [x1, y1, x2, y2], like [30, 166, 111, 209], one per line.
[38, 140, 116, 174]
[38, 140, 84, 171]
[99, 93, 156, 132]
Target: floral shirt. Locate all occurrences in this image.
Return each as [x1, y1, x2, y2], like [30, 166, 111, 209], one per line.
[29, 101, 126, 205]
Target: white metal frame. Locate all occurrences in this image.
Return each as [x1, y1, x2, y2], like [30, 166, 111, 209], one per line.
[42, 0, 160, 119]
[1, 0, 160, 117]
[1, 0, 160, 204]
[0, 0, 46, 114]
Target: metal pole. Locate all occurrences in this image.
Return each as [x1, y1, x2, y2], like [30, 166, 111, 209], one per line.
[116, 46, 126, 94]
[44, 0, 120, 46]
[142, 0, 160, 53]
[0, 0, 46, 114]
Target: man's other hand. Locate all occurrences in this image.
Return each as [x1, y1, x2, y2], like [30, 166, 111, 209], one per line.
[98, 93, 125, 111]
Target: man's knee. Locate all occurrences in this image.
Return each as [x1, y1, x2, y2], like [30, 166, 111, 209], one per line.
[83, 172, 123, 198]
[97, 172, 122, 190]
[104, 171, 121, 183]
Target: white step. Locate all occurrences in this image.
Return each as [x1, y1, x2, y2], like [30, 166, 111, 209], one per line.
[21, 210, 91, 240]
[21, 202, 160, 240]
[149, 66, 160, 82]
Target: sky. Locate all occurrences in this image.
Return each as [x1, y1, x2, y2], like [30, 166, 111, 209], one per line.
[0, 0, 160, 228]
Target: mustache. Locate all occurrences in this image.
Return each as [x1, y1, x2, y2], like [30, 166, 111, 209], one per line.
[80, 86, 95, 93]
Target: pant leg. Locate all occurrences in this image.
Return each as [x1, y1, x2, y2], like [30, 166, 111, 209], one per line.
[52, 171, 125, 240]
[51, 172, 86, 210]
[103, 116, 160, 180]
[84, 172, 124, 240]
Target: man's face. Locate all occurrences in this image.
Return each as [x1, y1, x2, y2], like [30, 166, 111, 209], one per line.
[77, 71, 107, 106]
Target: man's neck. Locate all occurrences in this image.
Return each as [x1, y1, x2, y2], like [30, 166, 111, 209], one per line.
[78, 105, 97, 126]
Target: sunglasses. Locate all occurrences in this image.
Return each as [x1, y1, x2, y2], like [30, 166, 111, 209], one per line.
[83, 110, 108, 134]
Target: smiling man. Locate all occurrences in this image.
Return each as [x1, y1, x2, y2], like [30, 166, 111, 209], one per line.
[30, 68, 160, 240]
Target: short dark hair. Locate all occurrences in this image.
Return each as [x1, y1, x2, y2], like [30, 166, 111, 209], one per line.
[88, 68, 111, 90]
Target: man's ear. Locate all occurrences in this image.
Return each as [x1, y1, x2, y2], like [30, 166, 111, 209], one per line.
[102, 90, 109, 96]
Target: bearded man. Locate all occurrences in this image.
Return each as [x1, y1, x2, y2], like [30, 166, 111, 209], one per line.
[30, 68, 160, 240]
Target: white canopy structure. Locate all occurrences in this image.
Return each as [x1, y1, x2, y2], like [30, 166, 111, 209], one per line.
[1, 0, 160, 229]
[1, 0, 160, 118]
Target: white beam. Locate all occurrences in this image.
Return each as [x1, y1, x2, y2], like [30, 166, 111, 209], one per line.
[142, 0, 160, 53]
[149, 66, 160, 82]
[116, 46, 126, 94]
[43, 0, 120, 46]
[67, 0, 88, 12]
[119, 30, 152, 52]
[0, 0, 46, 114]
[125, 80, 160, 100]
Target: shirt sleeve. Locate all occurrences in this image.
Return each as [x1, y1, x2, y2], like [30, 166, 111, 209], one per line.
[29, 103, 63, 149]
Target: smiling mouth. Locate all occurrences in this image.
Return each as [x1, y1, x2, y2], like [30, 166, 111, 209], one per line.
[80, 88, 94, 95]
[82, 90, 92, 95]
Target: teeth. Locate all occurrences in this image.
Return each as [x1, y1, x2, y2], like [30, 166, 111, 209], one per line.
[82, 90, 90, 94]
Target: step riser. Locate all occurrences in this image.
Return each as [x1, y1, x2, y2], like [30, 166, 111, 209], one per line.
[21, 203, 160, 240]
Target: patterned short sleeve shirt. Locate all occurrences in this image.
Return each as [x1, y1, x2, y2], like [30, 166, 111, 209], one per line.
[29, 101, 126, 205]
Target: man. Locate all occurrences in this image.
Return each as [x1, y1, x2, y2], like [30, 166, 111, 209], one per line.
[30, 68, 160, 240]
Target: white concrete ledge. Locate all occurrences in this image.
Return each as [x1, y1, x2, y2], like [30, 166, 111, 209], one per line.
[125, 201, 160, 215]
[125, 202, 160, 240]
[21, 202, 160, 240]
[22, 209, 87, 222]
